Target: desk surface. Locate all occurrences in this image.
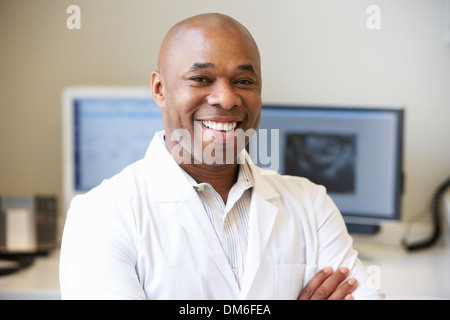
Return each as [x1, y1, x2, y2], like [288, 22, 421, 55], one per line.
[353, 240, 450, 299]
[1, 242, 449, 300]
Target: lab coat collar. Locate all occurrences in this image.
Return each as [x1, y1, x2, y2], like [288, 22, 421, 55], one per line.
[244, 152, 280, 200]
[143, 131, 194, 202]
[144, 131, 280, 203]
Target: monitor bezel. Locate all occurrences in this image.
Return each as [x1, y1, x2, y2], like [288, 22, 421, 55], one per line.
[62, 86, 153, 214]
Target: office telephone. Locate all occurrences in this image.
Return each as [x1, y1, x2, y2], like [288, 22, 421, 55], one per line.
[0, 195, 57, 276]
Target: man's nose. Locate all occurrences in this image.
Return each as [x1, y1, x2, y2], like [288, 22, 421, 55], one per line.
[206, 80, 242, 110]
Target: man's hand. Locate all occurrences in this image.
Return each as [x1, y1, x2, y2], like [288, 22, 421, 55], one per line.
[298, 267, 358, 300]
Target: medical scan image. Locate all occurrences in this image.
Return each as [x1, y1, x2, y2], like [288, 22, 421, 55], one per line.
[285, 133, 357, 194]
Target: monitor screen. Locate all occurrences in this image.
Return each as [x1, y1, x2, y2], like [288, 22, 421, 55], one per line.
[62, 87, 164, 212]
[251, 105, 404, 230]
[73, 98, 162, 191]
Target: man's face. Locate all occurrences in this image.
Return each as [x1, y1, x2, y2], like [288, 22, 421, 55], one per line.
[153, 23, 262, 164]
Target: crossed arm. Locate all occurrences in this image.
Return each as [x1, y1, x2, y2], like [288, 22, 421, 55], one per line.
[298, 267, 358, 300]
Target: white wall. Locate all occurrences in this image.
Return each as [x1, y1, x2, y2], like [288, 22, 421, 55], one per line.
[0, 0, 449, 237]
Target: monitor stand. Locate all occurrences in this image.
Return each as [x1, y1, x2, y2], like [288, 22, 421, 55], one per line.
[346, 223, 380, 235]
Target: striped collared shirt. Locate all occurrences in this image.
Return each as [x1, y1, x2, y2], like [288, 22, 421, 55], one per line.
[182, 158, 254, 288]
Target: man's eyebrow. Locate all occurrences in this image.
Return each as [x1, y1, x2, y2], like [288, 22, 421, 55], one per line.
[189, 62, 216, 71]
[188, 63, 256, 74]
[237, 64, 256, 73]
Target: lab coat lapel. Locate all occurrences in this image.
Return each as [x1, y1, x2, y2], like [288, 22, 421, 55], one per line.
[144, 132, 240, 296]
[240, 168, 280, 299]
[173, 194, 241, 295]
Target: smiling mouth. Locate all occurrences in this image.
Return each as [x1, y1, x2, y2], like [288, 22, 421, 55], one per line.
[201, 120, 238, 132]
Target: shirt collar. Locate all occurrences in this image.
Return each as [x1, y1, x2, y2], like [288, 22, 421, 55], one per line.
[158, 131, 254, 191]
[182, 155, 254, 192]
[181, 161, 254, 191]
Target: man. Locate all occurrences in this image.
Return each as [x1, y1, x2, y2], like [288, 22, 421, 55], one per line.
[60, 13, 384, 300]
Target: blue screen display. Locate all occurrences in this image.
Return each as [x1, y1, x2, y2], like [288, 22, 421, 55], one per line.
[74, 98, 163, 191]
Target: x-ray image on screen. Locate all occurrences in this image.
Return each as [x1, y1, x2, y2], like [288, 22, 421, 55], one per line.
[285, 133, 357, 194]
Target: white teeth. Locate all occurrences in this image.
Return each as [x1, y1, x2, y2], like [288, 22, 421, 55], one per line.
[202, 120, 237, 132]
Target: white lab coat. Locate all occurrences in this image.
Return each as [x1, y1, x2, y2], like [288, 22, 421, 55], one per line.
[60, 131, 384, 300]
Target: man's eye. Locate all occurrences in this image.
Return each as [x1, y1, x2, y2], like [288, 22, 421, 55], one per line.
[235, 79, 255, 86]
[191, 76, 210, 83]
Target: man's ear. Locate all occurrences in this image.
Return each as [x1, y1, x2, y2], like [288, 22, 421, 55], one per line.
[151, 70, 165, 109]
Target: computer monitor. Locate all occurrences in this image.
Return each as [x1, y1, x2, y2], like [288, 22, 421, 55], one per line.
[251, 104, 404, 234]
[62, 87, 164, 213]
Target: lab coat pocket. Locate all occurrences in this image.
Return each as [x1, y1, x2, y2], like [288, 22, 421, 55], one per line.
[275, 264, 306, 300]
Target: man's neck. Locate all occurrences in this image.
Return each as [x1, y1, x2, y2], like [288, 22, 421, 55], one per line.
[164, 133, 240, 204]
[180, 162, 238, 205]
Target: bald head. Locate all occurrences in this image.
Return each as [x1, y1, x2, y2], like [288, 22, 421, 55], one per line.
[151, 13, 263, 165]
[157, 13, 260, 74]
